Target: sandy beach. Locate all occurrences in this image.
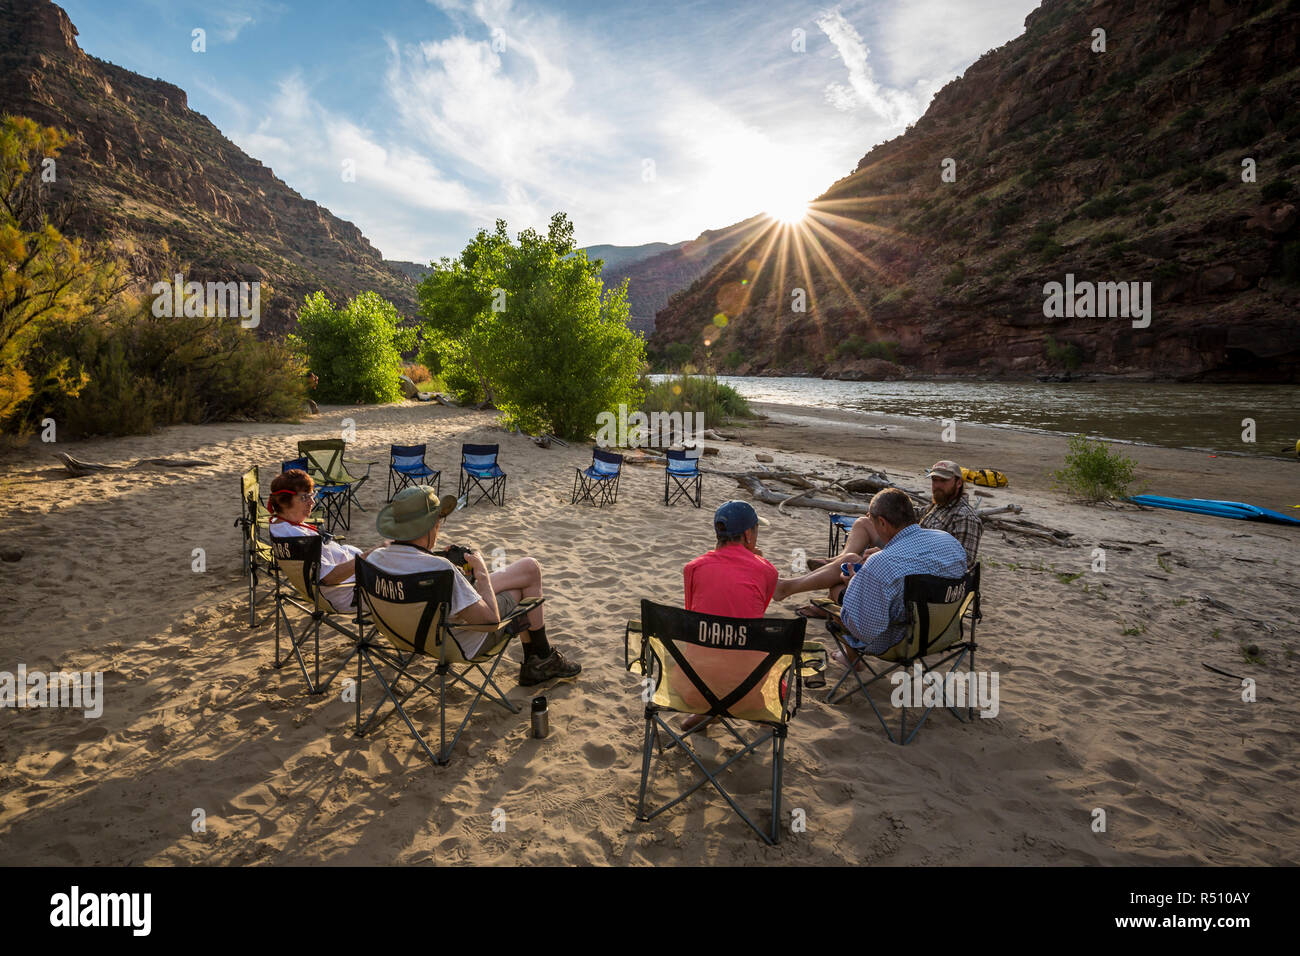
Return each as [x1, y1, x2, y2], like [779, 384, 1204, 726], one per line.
[1, 401, 1297, 865]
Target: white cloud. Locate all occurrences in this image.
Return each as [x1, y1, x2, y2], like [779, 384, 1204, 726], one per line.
[815, 7, 920, 126]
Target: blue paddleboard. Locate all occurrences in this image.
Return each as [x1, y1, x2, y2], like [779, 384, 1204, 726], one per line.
[1128, 495, 1300, 527]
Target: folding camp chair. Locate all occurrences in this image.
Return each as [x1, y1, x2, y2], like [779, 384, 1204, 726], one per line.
[624, 600, 811, 845]
[268, 534, 366, 695]
[457, 443, 507, 506]
[664, 448, 702, 507]
[827, 513, 857, 556]
[298, 439, 375, 534]
[571, 447, 623, 506]
[235, 466, 277, 627]
[818, 562, 982, 745]
[387, 444, 441, 501]
[353, 556, 542, 766]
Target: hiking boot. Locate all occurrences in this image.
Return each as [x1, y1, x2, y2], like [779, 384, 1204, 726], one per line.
[519, 649, 582, 686]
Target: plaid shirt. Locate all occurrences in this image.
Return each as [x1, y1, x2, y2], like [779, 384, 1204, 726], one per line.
[840, 524, 968, 655]
[918, 495, 982, 569]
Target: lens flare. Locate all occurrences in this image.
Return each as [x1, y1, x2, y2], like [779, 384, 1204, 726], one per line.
[768, 199, 809, 225]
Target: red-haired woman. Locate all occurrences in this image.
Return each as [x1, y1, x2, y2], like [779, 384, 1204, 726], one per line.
[267, 469, 379, 611]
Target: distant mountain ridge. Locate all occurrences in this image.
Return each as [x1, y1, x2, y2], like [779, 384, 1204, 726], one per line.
[585, 217, 766, 334]
[0, 0, 419, 333]
[651, 0, 1300, 381]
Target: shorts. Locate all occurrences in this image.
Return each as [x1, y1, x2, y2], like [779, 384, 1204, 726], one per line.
[495, 591, 518, 622]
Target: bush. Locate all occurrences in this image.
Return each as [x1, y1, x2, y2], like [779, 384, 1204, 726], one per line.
[17, 299, 307, 437]
[291, 290, 415, 404]
[942, 262, 967, 287]
[403, 363, 433, 384]
[1052, 434, 1138, 500]
[1044, 333, 1082, 371]
[1261, 179, 1294, 202]
[640, 373, 754, 424]
[1079, 193, 1124, 219]
[833, 335, 899, 363]
[990, 200, 1025, 231]
[661, 342, 693, 370]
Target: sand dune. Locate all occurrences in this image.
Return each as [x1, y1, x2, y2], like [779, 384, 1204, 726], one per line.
[1, 401, 1296, 865]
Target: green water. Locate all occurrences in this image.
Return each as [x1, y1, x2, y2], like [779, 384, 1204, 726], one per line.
[711, 377, 1300, 458]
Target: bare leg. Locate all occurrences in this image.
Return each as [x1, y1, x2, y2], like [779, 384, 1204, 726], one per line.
[775, 552, 862, 601]
[845, 516, 882, 555]
[489, 557, 545, 633]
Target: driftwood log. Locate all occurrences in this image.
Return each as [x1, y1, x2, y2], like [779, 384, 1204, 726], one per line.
[56, 453, 215, 477]
[702, 464, 1079, 545]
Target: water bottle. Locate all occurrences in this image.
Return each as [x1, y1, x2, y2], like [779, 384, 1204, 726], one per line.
[530, 696, 549, 738]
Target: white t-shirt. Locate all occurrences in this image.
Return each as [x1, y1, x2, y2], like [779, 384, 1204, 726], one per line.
[366, 544, 491, 657]
[269, 521, 362, 612]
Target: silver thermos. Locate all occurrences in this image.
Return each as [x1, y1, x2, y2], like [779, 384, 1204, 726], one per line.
[531, 696, 549, 738]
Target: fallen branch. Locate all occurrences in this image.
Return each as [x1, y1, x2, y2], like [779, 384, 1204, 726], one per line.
[976, 504, 1023, 519]
[55, 453, 215, 477]
[733, 475, 873, 515]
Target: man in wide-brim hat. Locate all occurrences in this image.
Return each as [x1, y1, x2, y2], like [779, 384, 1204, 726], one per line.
[367, 485, 581, 686]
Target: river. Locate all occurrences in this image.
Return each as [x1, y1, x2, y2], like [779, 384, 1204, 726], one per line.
[703, 377, 1300, 459]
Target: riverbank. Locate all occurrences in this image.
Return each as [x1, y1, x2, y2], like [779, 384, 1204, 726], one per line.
[744, 402, 1300, 513]
[1, 401, 1296, 865]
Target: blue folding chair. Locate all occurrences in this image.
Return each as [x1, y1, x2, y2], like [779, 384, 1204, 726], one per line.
[458, 443, 507, 506]
[828, 513, 858, 556]
[388, 444, 441, 501]
[664, 448, 702, 507]
[572, 447, 624, 506]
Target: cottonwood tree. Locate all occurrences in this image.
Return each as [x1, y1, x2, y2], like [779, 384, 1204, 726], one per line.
[418, 213, 644, 439]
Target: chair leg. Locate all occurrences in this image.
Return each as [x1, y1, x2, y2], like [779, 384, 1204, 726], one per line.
[770, 727, 786, 844]
[439, 664, 449, 765]
[636, 712, 657, 821]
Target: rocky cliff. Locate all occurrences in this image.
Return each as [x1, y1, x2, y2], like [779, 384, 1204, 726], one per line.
[0, 0, 419, 334]
[650, 0, 1300, 381]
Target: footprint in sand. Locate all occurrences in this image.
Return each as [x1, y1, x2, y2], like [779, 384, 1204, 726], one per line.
[582, 741, 617, 769]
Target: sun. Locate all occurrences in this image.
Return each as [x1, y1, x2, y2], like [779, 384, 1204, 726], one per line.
[767, 198, 810, 226]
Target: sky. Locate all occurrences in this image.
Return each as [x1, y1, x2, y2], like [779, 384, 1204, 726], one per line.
[59, 0, 1041, 263]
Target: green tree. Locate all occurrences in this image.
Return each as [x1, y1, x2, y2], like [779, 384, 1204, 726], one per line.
[418, 213, 645, 439]
[1, 115, 128, 431]
[290, 290, 415, 404]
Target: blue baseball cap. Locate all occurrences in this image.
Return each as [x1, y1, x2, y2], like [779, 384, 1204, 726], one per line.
[713, 500, 770, 535]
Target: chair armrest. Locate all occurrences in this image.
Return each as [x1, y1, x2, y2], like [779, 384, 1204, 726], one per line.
[449, 596, 543, 633]
[811, 596, 842, 620]
[625, 619, 645, 675]
[343, 458, 376, 480]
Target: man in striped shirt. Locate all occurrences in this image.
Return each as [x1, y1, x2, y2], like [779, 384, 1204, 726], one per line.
[838, 488, 967, 662]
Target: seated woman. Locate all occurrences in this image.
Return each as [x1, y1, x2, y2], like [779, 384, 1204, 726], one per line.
[267, 468, 380, 612]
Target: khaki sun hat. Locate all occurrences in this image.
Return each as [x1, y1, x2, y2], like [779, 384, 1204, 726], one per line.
[926, 460, 961, 479]
[377, 486, 460, 540]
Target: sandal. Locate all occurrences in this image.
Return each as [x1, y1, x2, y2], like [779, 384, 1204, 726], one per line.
[796, 604, 829, 619]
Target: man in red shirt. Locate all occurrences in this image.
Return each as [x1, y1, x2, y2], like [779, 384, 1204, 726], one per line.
[684, 500, 778, 617]
[679, 501, 778, 734]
